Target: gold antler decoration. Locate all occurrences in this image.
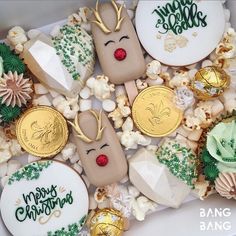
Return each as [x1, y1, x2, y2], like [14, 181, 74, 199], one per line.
[111, 0, 125, 32]
[68, 114, 93, 143]
[68, 110, 105, 143]
[90, 110, 105, 141]
[91, 0, 111, 34]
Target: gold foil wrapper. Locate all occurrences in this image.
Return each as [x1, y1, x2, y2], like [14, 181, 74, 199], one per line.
[190, 66, 230, 100]
[16, 106, 68, 157]
[90, 208, 124, 236]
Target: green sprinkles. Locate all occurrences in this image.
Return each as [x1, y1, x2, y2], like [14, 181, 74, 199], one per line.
[47, 215, 86, 236]
[8, 161, 52, 185]
[156, 139, 198, 188]
[52, 24, 94, 81]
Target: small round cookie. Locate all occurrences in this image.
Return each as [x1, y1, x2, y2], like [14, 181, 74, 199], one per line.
[135, 0, 225, 66]
[0, 160, 89, 236]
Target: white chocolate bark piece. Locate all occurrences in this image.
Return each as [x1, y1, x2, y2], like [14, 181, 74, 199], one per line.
[129, 148, 190, 208]
[91, 1, 146, 85]
[0, 160, 88, 236]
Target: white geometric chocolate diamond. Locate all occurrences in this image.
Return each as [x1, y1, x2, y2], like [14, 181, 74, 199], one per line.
[23, 34, 83, 98]
[129, 148, 191, 208]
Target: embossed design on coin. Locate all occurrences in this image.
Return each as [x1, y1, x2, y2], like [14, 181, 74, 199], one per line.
[146, 101, 171, 125]
[16, 106, 68, 157]
[132, 86, 183, 137]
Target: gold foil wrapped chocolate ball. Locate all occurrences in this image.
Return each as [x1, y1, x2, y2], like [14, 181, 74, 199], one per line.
[90, 208, 124, 236]
[190, 66, 230, 100]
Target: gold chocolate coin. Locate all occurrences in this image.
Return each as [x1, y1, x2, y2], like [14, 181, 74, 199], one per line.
[16, 106, 68, 157]
[132, 86, 183, 137]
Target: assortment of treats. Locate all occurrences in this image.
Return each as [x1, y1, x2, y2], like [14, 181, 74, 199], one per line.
[0, 0, 236, 235]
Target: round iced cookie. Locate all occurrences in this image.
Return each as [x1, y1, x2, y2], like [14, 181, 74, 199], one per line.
[0, 160, 89, 236]
[135, 0, 225, 66]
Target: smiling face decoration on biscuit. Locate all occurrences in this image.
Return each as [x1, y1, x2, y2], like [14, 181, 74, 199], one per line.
[69, 110, 128, 187]
[91, 0, 146, 85]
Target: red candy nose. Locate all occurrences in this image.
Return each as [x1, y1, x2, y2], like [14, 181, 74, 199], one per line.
[114, 48, 127, 61]
[96, 154, 109, 167]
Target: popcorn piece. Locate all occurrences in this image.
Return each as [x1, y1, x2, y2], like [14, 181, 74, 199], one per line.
[34, 83, 49, 95]
[146, 77, 164, 86]
[33, 95, 52, 106]
[15, 44, 24, 54]
[182, 100, 222, 131]
[69, 153, 80, 164]
[221, 88, 236, 112]
[94, 187, 108, 203]
[0, 128, 23, 164]
[108, 94, 131, 129]
[7, 160, 22, 176]
[79, 99, 92, 112]
[79, 87, 91, 99]
[67, 13, 82, 26]
[52, 95, 79, 119]
[118, 117, 151, 150]
[7, 26, 27, 53]
[169, 71, 190, 88]
[146, 60, 162, 80]
[102, 99, 116, 112]
[108, 109, 124, 129]
[131, 196, 157, 221]
[86, 75, 115, 101]
[136, 79, 148, 90]
[173, 86, 195, 111]
[61, 143, 77, 161]
[216, 43, 236, 59]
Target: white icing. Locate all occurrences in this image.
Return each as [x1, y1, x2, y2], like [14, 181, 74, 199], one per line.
[0, 160, 88, 236]
[135, 0, 225, 66]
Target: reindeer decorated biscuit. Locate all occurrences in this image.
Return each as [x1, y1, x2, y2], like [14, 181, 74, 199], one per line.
[69, 110, 128, 187]
[91, 0, 146, 85]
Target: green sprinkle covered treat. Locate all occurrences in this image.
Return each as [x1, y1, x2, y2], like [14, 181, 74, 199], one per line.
[156, 138, 199, 188]
[52, 24, 95, 82]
